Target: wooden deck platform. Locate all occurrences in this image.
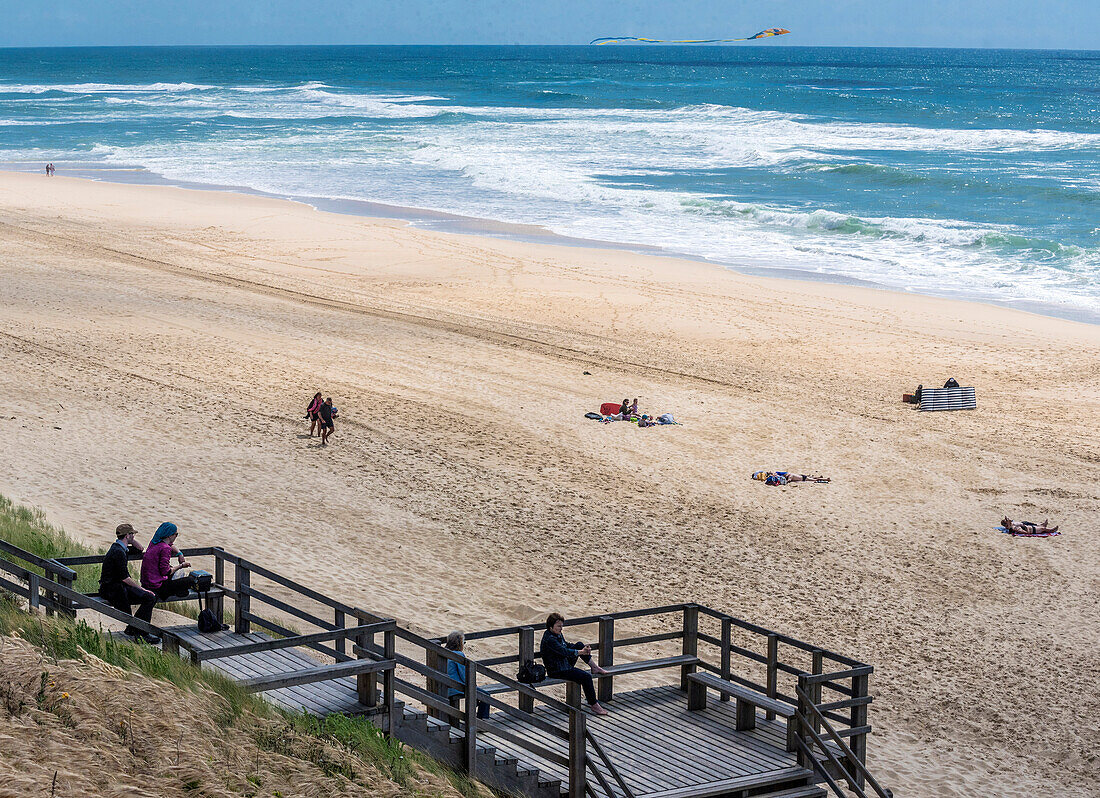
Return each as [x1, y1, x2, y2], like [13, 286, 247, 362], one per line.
[5, 542, 888, 798]
[482, 685, 823, 798]
[167, 624, 369, 716]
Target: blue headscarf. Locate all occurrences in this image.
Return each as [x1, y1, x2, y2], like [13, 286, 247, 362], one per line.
[151, 522, 177, 545]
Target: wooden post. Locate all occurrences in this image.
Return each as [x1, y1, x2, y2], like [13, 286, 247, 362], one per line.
[597, 615, 614, 703]
[357, 630, 378, 707]
[680, 604, 699, 691]
[425, 648, 444, 720]
[27, 572, 40, 611]
[518, 626, 535, 713]
[163, 633, 180, 658]
[463, 656, 478, 775]
[565, 681, 582, 709]
[795, 673, 813, 767]
[811, 649, 824, 735]
[766, 633, 779, 720]
[234, 561, 250, 634]
[54, 568, 76, 618]
[719, 616, 732, 702]
[335, 609, 346, 656]
[568, 704, 587, 798]
[384, 629, 397, 737]
[850, 673, 869, 790]
[210, 549, 225, 625]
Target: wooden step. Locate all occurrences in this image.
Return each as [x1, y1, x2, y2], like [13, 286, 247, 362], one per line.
[751, 786, 827, 798]
[643, 767, 818, 798]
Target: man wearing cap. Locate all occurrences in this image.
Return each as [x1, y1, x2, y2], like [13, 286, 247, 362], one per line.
[99, 523, 160, 644]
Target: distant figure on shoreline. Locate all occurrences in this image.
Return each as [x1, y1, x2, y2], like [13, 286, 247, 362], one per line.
[319, 397, 336, 445]
[540, 612, 610, 716]
[45, 163, 55, 176]
[306, 391, 323, 437]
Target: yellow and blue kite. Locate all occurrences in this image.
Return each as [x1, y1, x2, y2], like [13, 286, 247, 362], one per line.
[590, 28, 789, 45]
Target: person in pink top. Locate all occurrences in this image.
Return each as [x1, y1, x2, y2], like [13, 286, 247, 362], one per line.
[140, 522, 191, 600]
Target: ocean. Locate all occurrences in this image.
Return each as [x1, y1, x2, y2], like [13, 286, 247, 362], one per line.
[2, 45, 1099, 320]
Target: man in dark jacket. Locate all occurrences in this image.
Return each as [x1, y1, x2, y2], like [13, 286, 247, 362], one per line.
[100, 523, 160, 644]
[539, 612, 609, 715]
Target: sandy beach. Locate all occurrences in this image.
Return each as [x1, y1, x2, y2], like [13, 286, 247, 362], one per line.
[0, 171, 1097, 797]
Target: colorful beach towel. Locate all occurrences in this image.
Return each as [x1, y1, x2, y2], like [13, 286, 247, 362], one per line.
[996, 526, 1061, 538]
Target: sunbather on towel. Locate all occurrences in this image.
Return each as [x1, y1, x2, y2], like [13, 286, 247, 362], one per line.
[752, 471, 831, 485]
[1001, 517, 1058, 535]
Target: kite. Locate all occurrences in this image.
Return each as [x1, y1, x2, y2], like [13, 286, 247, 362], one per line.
[590, 29, 790, 45]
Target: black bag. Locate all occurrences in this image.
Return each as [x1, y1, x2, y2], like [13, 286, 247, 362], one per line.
[944, 378, 960, 388]
[191, 570, 213, 592]
[197, 607, 222, 633]
[168, 573, 196, 598]
[584, 412, 603, 420]
[517, 659, 546, 684]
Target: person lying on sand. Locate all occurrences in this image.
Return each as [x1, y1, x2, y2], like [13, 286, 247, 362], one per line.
[752, 471, 831, 485]
[1001, 517, 1058, 534]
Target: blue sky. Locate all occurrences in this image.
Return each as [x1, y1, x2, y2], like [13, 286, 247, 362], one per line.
[1, 1, 1097, 49]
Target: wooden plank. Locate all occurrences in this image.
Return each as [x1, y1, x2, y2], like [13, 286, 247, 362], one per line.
[624, 686, 795, 774]
[198, 620, 391, 661]
[643, 766, 814, 798]
[598, 687, 774, 780]
[240, 658, 394, 693]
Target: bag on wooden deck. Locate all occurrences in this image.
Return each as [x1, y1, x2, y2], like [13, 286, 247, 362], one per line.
[517, 659, 546, 684]
[197, 607, 222, 633]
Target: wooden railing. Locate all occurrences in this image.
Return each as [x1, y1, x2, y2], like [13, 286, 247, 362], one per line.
[9, 537, 887, 798]
[792, 680, 892, 798]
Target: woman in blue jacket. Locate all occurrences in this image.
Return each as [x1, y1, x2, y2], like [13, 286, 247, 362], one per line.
[540, 613, 610, 715]
[446, 632, 490, 719]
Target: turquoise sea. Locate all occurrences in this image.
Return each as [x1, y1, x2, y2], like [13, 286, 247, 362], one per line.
[2, 46, 1099, 320]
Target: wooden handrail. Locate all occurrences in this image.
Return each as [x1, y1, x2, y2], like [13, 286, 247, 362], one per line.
[196, 620, 394, 661]
[585, 728, 636, 798]
[0, 540, 78, 579]
[795, 685, 891, 798]
[460, 604, 689, 643]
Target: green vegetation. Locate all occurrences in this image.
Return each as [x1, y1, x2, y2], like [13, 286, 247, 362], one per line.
[0, 493, 481, 797]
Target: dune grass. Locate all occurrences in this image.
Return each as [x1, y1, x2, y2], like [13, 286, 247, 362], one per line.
[0, 493, 480, 795]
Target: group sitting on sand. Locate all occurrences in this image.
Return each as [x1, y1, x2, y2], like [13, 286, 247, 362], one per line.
[752, 471, 831, 486]
[594, 398, 679, 426]
[306, 391, 339, 445]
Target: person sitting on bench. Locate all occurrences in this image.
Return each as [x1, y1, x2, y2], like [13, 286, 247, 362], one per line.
[140, 522, 192, 600]
[100, 523, 159, 644]
[540, 613, 610, 716]
[445, 631, 490, 719]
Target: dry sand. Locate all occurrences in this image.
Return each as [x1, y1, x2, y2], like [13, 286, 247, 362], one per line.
[0, 171, 1097, 797]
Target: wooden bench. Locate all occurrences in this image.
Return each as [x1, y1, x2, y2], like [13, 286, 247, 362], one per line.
[919, 386, 976, 412]
[88, 586, 226, 621]
[239, 656, 395, 693]
[686, 672, 798, 751]
[480, 654, 700, 697]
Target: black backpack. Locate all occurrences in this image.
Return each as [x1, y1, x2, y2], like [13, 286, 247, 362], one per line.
[517, 659, 546, 684]
[191, 570, 225, 633]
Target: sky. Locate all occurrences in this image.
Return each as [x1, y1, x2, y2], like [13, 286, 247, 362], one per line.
[0, 0, 1098, 50]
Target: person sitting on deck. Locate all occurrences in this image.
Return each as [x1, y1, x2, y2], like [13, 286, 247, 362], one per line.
[100, 523, 160, 645]
[1001, 517, 1059, 535]
[445, 631, 490, 719]
[140, 522, 192, 601]
[540, 613, 610, 716]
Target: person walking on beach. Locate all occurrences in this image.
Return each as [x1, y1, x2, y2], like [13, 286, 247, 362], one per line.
[319, 397, 336, 446]
[99, 523, 160, 644]
[540, 613, 610, 715]
[306, 391, 323, 437]
[45, 163, 54, 176]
